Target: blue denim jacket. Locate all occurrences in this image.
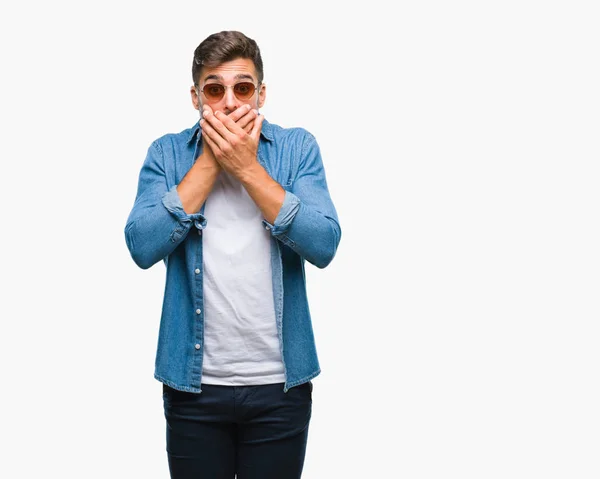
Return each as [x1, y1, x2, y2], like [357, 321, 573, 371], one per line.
[125, 119, 341, 393]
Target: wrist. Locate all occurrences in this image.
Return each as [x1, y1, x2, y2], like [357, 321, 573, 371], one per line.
[238, 160, 264, 185]
[198, 149, 221, 172]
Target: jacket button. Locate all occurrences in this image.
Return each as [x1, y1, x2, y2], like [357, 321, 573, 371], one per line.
[196, 309, 201, 315]
[195, 268, 200, 274]
[195, 344, 201, 350]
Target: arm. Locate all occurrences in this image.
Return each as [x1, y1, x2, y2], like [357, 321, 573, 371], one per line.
[200, 109, 341, 268]
[125, 108, 258, 269]
[263, 133, 341, 268]
[238, 163, 285, 224]
[179, 106, 258, 214]
[124, 141, 214, 269]
[176, 151, 221, 214]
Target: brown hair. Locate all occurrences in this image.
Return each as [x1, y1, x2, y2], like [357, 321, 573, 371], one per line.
[192, 31, 264, 86]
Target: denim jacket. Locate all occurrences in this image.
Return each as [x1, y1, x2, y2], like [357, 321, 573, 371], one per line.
[125, 119, 341, 393]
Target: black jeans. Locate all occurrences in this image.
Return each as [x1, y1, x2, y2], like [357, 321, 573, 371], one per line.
[162, 381, 313, 479]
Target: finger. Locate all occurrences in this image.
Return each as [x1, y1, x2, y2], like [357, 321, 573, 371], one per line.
[201, 108, 232, 141]
[227, 104, 253, 123]
[243, 120, 255, 134]
[213, 110, 245, 138]
[202, 109, 237, 142]
[200, 117, 228, 152]
[250, 114, 265, 141]
[202, 104, 213, 118]
[201, 130, 220, 157]
[236, 109, 258, 131]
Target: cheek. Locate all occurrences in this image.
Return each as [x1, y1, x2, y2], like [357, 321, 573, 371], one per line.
[192, 92, 201, 109]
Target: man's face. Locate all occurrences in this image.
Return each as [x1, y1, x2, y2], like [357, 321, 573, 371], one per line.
[190, 57, 266, 115]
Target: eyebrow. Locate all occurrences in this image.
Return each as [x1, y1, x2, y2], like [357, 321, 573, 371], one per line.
[203, 73, 256, 83]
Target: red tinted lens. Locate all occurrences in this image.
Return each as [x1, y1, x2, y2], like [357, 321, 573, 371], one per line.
[203, 84, 225, 101]
[233, 82, 256, 100]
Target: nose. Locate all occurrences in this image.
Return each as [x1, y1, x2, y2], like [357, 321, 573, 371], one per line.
[223, 86, 238, 114]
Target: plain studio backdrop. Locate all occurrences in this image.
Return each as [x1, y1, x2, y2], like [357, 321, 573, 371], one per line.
[1, 1, 598, 478]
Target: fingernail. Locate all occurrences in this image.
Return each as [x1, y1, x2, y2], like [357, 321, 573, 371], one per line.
[203, 110, 210, 117]
[253, 109, 258, 115]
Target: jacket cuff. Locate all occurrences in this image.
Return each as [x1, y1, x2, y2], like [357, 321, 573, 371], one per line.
[262, 190, 300, 235]
[162, 185, 207, 230]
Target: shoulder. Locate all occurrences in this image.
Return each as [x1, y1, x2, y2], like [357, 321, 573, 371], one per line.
[151, 123, 199, 150]
[263, 119, 317, 149]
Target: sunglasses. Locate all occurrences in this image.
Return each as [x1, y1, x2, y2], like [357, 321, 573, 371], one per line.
[197, 82, 259, 102]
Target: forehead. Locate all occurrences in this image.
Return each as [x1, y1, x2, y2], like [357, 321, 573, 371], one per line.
[200, 58, 257, 83]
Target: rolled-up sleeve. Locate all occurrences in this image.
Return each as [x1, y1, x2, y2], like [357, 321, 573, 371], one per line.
[262, 132, 341, 269]
[125, 141, 206, 269]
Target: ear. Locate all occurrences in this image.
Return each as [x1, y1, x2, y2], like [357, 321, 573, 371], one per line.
[257, 83, 266, 109]
[191, 85, 200, 110]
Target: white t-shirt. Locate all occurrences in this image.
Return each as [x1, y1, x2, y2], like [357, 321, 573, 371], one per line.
[200, 170, 286, 385]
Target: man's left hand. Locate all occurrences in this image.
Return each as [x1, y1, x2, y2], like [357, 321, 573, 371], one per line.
[200, 104, 264, 179]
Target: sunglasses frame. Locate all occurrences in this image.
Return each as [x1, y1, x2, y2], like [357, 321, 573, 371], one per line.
[196, 81, 261, 102]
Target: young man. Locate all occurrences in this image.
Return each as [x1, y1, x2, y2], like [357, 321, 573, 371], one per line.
[125, 30, 341, 478]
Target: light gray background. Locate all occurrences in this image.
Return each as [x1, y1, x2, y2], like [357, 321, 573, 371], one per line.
[1, 1, 599, 478]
